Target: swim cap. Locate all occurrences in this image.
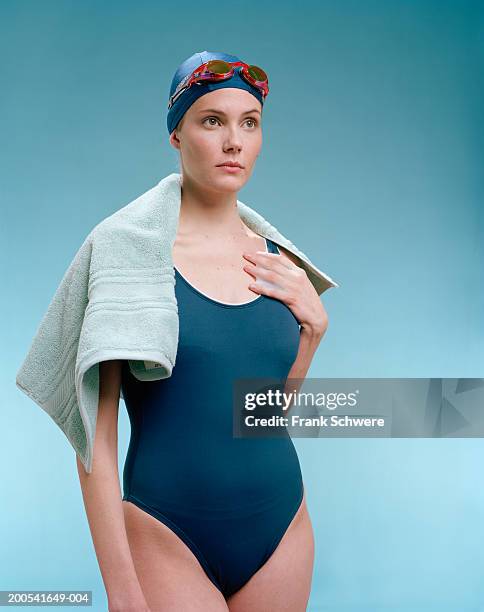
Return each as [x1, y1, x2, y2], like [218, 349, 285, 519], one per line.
[167, 50, 265, 136]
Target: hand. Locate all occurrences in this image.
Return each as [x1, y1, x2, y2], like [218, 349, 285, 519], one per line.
[242, 249, 328, 337]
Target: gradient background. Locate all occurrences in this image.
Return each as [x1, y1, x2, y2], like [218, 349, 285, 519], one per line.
[2, 1, 483, 610]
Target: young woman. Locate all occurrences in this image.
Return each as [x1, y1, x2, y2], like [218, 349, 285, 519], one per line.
[77, 51, 331, 611]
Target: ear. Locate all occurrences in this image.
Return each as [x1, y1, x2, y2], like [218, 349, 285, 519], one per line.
[169, 130, 180, 151]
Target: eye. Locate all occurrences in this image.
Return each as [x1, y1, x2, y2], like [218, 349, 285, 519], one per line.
[245, 117, 259, 128]
[203, 116, 220, 126]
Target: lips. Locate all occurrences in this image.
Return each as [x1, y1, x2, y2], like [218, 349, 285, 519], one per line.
[216, 162, 243, 168]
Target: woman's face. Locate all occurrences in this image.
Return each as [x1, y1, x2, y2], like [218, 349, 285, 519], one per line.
[169, 88, 263, 193]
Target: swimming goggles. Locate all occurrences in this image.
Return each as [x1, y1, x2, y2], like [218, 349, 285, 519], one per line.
[167, 60, 269, 110]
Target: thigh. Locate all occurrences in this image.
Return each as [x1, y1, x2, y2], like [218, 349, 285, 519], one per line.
[226, 493, 315, 612]
[122, 501, 229, 612]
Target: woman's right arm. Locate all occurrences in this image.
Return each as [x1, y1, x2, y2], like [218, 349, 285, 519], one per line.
[76, 359, 150, 612]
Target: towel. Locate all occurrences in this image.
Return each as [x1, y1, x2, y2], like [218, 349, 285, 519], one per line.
[16, 172, 339, 473]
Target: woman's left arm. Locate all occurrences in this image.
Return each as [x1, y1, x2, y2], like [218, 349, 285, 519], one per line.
[286, 325, 325, 381]
[242, 246, 329, 384]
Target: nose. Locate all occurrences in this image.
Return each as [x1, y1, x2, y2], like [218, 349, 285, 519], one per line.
[223, 127, 243, 153]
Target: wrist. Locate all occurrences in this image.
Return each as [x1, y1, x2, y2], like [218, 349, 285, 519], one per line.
[300, 322, 325, 339]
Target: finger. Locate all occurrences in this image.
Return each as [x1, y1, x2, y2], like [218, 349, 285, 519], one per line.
[243, 262, 286, 293]
[242, 263, 257, 280]
[260, 252, 296, 273]
[242, 251, 293, 273]
[249, 280, 284, 300]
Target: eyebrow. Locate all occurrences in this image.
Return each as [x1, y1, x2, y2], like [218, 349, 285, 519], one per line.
[198, 108, 261, 116]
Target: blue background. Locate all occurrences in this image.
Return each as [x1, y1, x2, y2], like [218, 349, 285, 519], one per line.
[2, 1, 483, 610]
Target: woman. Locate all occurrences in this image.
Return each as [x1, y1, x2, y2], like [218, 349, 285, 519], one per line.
[78, 51, 330, 611]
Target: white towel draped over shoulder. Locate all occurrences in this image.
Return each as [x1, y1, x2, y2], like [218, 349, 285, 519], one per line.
[15, 172, 339, 474]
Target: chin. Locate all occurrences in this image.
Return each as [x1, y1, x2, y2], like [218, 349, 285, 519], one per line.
[208, 170, 248, 191]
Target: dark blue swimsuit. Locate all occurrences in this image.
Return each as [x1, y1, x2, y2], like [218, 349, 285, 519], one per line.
[121, 238, 304, 598]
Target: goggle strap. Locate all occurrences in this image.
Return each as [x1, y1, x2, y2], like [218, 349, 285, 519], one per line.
[168, 61, 268, 109]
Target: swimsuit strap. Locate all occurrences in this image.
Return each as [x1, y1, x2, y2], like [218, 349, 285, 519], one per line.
[265, 237, 280, 254]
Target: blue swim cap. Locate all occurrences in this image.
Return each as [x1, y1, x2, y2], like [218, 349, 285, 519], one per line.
[167, 50, 265, 136]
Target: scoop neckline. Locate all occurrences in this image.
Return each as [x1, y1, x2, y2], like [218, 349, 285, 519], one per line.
[174, 237, 269, 309]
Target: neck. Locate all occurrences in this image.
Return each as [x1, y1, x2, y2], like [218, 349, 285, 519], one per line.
[177, 173, 252, 239]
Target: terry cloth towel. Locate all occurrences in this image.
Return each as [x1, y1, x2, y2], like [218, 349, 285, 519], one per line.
[16, 172, 339, 473]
